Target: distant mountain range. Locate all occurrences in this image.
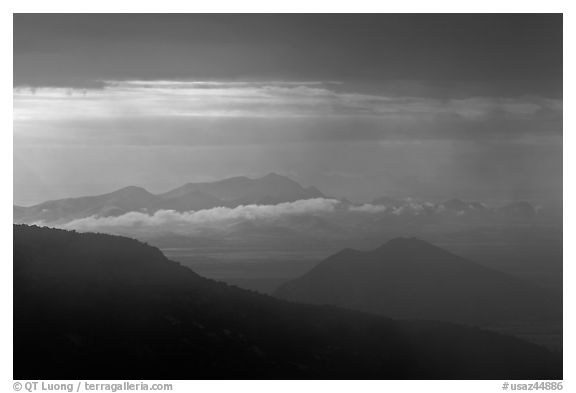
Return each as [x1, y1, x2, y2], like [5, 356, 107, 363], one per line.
[13, 173, 324, 224]
[274, 238, 561, 325]
[14, 225, 561, 379]
[13, 173, 546, 228]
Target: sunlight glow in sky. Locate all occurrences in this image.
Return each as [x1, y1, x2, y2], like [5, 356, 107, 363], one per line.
[13, 14, 562, 206]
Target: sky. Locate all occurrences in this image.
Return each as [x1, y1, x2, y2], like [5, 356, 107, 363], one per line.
[13, 14, 563, 206]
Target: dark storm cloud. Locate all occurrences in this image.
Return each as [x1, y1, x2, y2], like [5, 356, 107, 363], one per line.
[14, 14, 562, 97]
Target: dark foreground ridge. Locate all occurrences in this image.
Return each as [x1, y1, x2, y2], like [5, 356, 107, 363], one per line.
[14, 225, 561, 380]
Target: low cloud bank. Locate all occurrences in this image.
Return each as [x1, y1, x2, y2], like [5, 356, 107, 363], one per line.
[348, 204, 389, 213]
[61, 198, 340, 233]
[50, 197, 541, 238]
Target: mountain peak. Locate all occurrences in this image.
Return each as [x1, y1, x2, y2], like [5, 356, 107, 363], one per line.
[371, 237, 444, 256]
[387, 236, 426, 244]
[259, 173, 296, 183]
[17, 174, 324, 223]
[261, 172, 286, 179]
[110, 186, 152, 196]
[275, 235, 561, 328]
[383, 236, 434, 249]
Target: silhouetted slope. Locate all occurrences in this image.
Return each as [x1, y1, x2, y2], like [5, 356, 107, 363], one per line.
[14, 174, 325, 224]
[275, 238, 561, 325]
[14, 226, 561, 380]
